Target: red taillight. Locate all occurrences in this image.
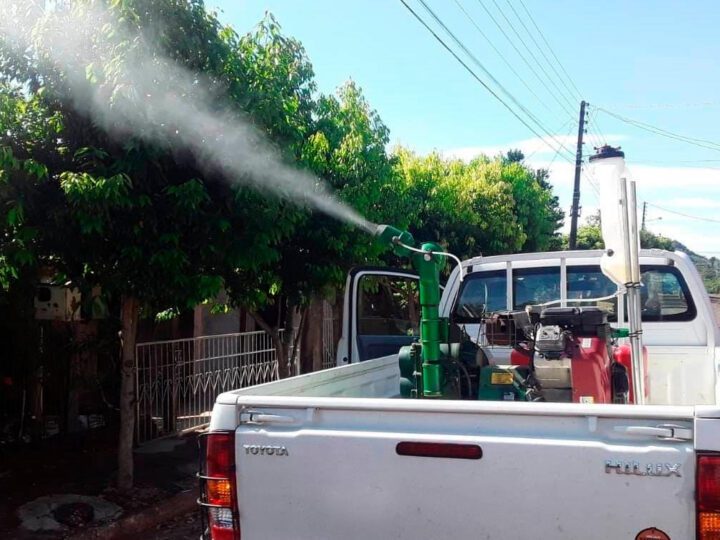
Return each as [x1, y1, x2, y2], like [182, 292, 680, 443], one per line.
[698, 454, 720, 539]
[199, 432, 240, 540]
[396, 441, 482, 460]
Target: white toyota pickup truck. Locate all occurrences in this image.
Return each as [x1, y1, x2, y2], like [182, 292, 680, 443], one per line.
[199, 247, 720, 540]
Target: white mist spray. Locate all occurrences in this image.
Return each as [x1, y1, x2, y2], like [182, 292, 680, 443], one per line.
[0, 1, 376, 233]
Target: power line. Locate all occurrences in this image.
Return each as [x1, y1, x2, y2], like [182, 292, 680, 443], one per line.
[400, 0, 575, 161]
[645, 202, 720, 224]
[523, 117, 574, 161]
[474, 0, 577, 120]
[416, 0, 576, 159]
[658, 159, 720, 163]
[584, 113, 603, 150]
[489, 0, 577, 112]
[585, 104, 607, 148]
[597, 107, 720, 153]
[628, 159, 720, 171]
[452, 0, 553, 114]
[502, 0, 580, 105]
[516, 0, 583, 100]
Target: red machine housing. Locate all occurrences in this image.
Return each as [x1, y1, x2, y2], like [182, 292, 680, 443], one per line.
[510, 339, 646, 404]
[571, 337, 611, 404]
[613, 343, 649, 403]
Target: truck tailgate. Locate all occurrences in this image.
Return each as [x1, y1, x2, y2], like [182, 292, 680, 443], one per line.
[233, 397, 695, 539]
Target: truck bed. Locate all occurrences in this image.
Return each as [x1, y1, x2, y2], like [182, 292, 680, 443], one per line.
[209, 357, 706, 539]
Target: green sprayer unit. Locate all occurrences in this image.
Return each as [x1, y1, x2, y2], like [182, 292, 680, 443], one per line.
[374, 223, 637, 405]
[375, 224, 461, 399]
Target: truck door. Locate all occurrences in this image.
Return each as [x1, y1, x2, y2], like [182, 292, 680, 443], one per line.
[336, 267, 419, 365]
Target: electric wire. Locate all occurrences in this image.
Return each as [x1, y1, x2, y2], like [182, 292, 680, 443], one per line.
[584, 117, 603, 151]
[415, 0, 576, 159]
[627, 159, 720, 171]
[523, 117, 574, 161]
[452, 0, 553, 114]
[597, 107, 720, 153]
[474, 0, 577, 121]
[503, 0, 580, 106]
[585, 105, 607, 149]
[516, 0, 583, 100]
[644, 202, 720, 224]
[643, 158, 720, 164]
[587, 105, 608, 146]
[489, 0, 577, 113]
[399, 0, 575, 161]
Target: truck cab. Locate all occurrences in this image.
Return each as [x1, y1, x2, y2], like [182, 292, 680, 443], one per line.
[337, 249, 720, 405]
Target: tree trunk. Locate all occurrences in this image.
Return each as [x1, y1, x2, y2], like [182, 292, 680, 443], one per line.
[300, 299, 322, 374]
[117, 295, 140, 492]
[248, 311, 287, 379]
[282, 303, 298, 377]
[290, 307, 307, 375]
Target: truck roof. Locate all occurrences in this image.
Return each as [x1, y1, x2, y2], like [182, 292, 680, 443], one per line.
[462, 248, 682, 268]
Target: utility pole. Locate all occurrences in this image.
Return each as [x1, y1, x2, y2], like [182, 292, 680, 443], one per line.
[641, 201, 647, 231]
[568, 100, 587, 250]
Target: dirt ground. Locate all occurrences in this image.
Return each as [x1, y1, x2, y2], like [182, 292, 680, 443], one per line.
[0, 428, 200, 539]
[145, 510, 202, 540]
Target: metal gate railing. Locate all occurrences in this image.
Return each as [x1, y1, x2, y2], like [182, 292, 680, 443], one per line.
[135, 330, 283, 444]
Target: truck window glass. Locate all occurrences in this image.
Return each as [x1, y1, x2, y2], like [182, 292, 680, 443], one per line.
[640, 266, 695, 321]
[513, 267, 561, 309]
[357, 275, 419, 336]
[452, 270, 507, 321]
[567, 266, 619, 317]
[567, 265, 695, 322]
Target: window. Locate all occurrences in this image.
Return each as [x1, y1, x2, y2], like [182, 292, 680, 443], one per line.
[513, 267, 560, 309]
[639, 266, 696, 322]
[567, 266, 619, 317]
[357, 275, 419, 336]
[453, 264, 695, 323]
[566, 265, 695, 322]
[452, 270, 507, 321]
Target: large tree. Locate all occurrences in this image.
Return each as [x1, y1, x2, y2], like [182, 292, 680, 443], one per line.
[0, 0, 298, 490]
[0, 0, 568, 491]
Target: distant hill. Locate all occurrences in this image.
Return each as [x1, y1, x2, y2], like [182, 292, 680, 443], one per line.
[669, 240, 720, 294]
[569, 220, 720, 294]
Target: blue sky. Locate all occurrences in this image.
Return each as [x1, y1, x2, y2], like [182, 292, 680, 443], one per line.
[212, 0, 720, 257]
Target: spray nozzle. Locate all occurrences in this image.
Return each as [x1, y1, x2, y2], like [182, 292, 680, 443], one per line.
[374, 224, 415, 257]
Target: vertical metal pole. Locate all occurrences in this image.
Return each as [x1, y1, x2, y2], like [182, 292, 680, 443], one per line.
[620, 179, 643, 404]
[568, 100, 587, 250]
[628, 181, 646, 403]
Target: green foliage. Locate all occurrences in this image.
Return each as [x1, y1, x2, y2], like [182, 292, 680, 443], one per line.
[569, 213, 675, 252]
[394, 149, 563, 260]
[0, 1, 565, 320]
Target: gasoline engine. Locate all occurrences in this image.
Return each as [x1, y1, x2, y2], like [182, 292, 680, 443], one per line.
[374, 224, 645, 404]
[489, 307, 639, 404]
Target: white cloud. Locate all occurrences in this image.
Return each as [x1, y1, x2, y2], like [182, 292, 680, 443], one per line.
[524, 158, 720, 257]
[439, 137, 720, 256]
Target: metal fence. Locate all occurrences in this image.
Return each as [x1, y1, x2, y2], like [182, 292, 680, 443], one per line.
[135, 330, 283, 444]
